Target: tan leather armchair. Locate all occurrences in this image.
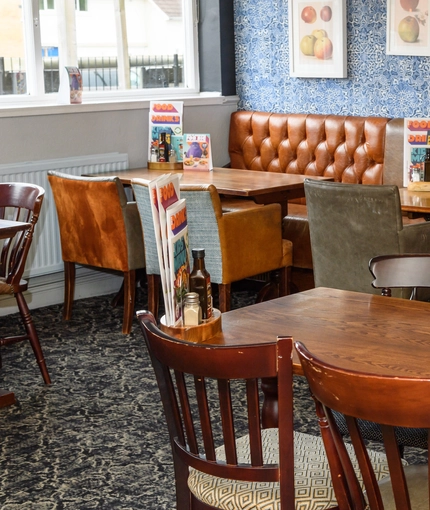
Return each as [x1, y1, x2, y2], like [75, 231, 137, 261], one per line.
[133, 180, 292, 316]
[48, 171, 146, 334]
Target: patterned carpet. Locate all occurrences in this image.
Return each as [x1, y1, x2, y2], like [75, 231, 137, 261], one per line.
[0, 285, 427, 509]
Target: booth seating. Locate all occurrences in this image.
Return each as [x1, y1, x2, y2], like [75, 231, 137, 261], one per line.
[227, 112, 407, 285]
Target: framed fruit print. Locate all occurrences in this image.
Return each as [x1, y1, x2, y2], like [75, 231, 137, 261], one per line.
[387, 0, 430, 55]
[288, 0, 347, 78]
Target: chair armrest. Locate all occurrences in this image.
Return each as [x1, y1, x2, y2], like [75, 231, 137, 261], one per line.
[219, 204, 286, 282]
[399, 222, 430, 253]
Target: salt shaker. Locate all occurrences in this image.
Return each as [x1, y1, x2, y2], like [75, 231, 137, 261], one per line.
[183, 292, 202, 326]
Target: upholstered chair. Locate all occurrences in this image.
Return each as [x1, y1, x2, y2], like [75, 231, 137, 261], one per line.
[132, 180, 292, 318]
[305, 179, 430, 295]
[47, 171, 146, 334]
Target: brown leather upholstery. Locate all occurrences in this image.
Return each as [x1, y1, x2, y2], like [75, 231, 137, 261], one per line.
[228, 111, 404, 271]
[48, 171, 146, 334]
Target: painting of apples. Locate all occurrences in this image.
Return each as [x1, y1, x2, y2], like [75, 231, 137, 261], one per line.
[387, 0, 430, 55]
[289, 0, 346, 77]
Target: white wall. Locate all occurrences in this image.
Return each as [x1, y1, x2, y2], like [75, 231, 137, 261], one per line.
[0, 99, 236, 167]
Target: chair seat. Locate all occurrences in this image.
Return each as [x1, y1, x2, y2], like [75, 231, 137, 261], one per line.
[0, 277, 27, 295]
[188, 429, 394, 510]
[220, 196, 264, 212]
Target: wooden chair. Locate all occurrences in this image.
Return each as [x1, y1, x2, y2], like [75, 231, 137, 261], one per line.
[296, 340, 430, 510]
[47, 171, 146, 334]
[137, 310, 347, 509]
[0, 182, 50, 384]
[132, 180, 292, 318]
[370, 253, 430, 299]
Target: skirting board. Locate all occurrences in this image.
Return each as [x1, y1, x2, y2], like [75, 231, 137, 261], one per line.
[0, 268, 123, 316]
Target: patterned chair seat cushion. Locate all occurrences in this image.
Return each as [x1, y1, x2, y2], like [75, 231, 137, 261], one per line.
[188, 429, 396, 510]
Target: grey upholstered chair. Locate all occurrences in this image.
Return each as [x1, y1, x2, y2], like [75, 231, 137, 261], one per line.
[132, 180, 292, 318]
[304, 179, 430, 295]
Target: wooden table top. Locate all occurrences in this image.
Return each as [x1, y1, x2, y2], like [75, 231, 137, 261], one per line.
[399, 187, 430, 214]
[0, 219, 31, 240]
[203, 287, 430, 378]
[90, 167, 332, 203]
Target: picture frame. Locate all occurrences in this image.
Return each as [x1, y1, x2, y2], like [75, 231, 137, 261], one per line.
[386, 0, 430, 56]
[288, 0, 347, 78]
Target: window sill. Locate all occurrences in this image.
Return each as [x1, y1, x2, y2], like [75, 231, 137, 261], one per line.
[0, 92, 239, 118]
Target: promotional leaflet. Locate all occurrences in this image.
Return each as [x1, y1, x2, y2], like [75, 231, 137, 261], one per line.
[58, 66, 83, 105]
[148, 101, 183, 161]
[404, 118, 430, 186]
[183, 134, 213, 171]
[166, 199, 190, 326]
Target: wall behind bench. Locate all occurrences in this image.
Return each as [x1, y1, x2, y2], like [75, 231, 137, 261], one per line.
[234, 0, 430, 117]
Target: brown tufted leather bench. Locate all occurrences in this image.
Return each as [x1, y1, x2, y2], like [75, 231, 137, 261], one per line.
[227, 111, 407, 286]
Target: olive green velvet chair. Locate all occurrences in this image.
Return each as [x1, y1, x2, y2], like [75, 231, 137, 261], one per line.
[304, 179, 430, 295]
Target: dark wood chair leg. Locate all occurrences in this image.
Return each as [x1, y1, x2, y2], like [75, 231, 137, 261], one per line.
[122, 270, 136, 334]
[16, 292, 51, 385]
[218, 283, 231, 312]
[147, 274, 161, 319]
[63, 261, 75, 320]
[256, 266, 292, 304]
[279, 266, 291, 297]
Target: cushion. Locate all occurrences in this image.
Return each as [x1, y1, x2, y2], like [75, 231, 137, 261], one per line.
[0, 277, 14, 295]
[188, 429, 394, 510]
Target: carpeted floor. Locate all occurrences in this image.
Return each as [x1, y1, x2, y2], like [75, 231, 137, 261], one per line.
[0, 285, 427, 509]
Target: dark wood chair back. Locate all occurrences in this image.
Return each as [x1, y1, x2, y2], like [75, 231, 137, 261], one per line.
[137, 310, 295, 509]
[295, 340, 430, 510]
[0, 182, 50, 384]
[0, 183, 44, 284]
[370, 253, 430, 298]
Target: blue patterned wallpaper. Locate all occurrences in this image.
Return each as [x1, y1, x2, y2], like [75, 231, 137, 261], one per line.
[233, 0, 430, 117]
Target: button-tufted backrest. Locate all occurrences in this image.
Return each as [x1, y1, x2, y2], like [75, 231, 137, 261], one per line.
[228, 111, 391, 185]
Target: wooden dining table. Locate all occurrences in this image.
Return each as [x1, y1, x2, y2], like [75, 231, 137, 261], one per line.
[88, 167, 333, 216]
[399, 187, 430, 216]
[195, 286, 430, 426]
[0, 218, 31, 408]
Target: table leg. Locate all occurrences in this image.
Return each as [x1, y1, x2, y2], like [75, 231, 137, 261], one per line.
[0, 389, 15, 408]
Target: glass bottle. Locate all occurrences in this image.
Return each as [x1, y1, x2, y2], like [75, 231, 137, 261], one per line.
[183, 292, 202, 326]
[189, 248, 212, 320]
[158, 133, 167, 162]
[424, 149, 430, 182]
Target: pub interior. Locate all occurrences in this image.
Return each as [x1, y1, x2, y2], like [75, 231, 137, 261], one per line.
[2, 0, 430, 508]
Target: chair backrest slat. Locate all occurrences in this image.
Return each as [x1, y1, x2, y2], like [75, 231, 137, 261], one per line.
[218, 378, 237, 465]
[194, 376, 216, 460]
[246, 378, 264, 466]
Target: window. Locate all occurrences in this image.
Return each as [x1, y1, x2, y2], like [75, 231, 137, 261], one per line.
[0, 0, 198, 104]
[75, 0, 87, 11]
[39, 0, 55, 9]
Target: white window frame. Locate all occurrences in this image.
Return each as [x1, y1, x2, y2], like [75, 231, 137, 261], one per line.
[0, 0, 200, 108]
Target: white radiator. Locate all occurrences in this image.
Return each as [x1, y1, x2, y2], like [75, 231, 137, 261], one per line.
[0, 153, 129, 277]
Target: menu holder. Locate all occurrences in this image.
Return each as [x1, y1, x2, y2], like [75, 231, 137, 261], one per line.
[147, 161, 183, 171]
[407, 181, 430, 191]
[159, 308, 222, 342]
